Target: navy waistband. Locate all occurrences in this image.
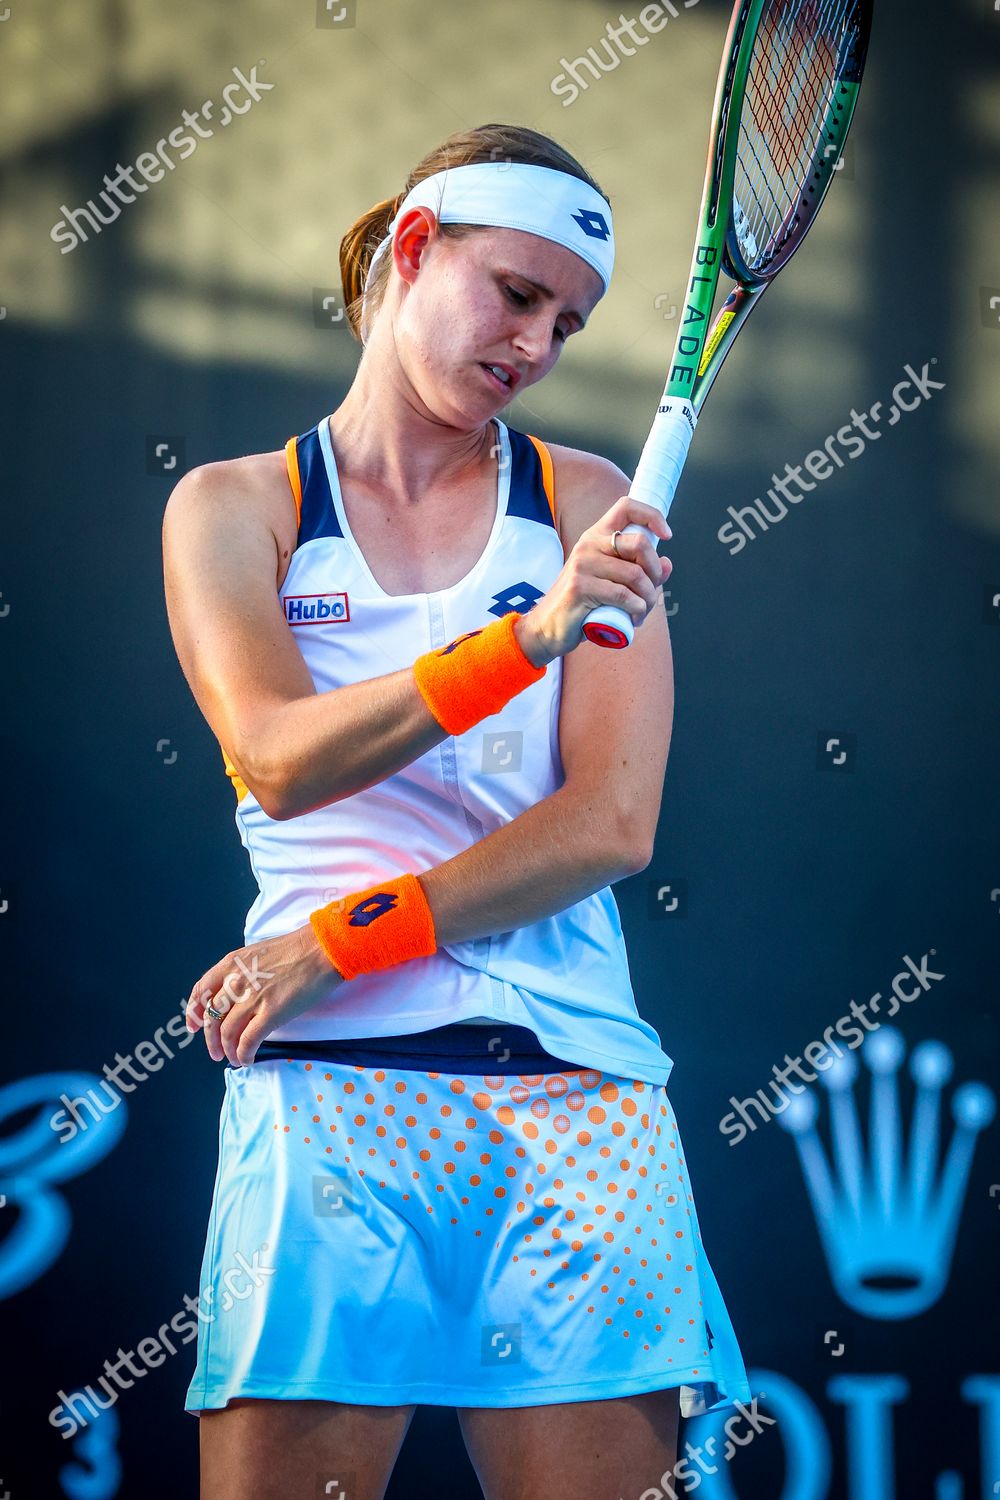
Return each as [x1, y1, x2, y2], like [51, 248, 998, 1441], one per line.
[251, 1022, 583, 1075]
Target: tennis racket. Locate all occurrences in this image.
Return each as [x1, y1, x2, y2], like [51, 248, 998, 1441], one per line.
[582, 0, 873, 648]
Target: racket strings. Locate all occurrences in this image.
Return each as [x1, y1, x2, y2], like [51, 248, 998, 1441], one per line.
[734, 0, 857, 272]
[746, 0, 844, 206]
[738, 0, 848, 259]
[742, 0, 844, 246]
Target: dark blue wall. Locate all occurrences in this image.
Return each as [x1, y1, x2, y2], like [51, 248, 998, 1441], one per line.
[1, 0, 997, 1494]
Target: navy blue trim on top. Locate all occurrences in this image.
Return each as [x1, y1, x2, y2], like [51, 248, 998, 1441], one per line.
[296, 424, 345, 546]
[249, 1022, 584, 1075]
[294, 421, 555, 549]
[506, 428, 557, 529]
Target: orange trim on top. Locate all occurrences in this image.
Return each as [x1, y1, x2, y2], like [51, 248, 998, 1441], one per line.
[219, 742, 250, 805]
[525, 433, 557, 529]
[284, 435, 303, 530]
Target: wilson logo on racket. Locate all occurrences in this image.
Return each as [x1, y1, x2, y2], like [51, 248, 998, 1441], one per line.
[657, 401, 696, 435]
[284, 592, 350, 626]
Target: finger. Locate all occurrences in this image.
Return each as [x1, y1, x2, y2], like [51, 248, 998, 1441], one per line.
[220, 1002, 260, 1068]
[613, 529, 667, 587]
[588, 558, 659, 619]
[234, 1010, 271, 1068]
[186, 954, 238, 1030]
[638, 504, 672, 541]
[202, 996, 233, 1062]
[187, 985, 217, 1033]
[616, 498, 672, 541]
[603, 527, 665, 594]
[199, 983, 242, 1060]
[188, 984, 233, 1043]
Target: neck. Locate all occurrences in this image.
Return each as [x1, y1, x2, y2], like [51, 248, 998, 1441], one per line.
[328, 333, 496, 507]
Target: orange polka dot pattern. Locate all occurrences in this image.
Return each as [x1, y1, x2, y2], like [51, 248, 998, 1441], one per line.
[272, 1058, 713, 1368]
[187, 1055, 754, 1417]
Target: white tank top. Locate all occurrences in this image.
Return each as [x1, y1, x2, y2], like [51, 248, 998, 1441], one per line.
[216, 414, 674, 1085]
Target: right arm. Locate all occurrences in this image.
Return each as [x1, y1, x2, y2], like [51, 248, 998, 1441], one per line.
[161, 460, 553, 821]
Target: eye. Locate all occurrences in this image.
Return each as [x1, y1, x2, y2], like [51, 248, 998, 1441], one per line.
[503, 284, 569, 344]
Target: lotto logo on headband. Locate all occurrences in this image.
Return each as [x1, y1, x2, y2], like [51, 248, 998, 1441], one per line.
[284, 592, 350, 626]
[572, 208, 610, 241]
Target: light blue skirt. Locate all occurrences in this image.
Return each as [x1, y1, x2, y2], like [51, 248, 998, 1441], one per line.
[185, 1046, 752, 1418]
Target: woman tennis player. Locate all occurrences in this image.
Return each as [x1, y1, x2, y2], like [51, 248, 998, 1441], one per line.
[163, 123, 752, 1500]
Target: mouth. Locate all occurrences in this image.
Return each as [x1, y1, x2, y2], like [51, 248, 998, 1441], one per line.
[480, 362, 519, 394]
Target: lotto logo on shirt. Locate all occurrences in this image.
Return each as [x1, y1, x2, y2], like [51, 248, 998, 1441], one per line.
[284, 592, 350, 626]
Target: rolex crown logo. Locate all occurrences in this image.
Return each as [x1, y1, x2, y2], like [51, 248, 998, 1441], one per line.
[777, 1025, 995, 1320]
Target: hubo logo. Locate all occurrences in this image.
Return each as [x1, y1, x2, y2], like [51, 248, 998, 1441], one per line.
[572, 208, 610, 241]
[284, 592, 349, 626]
[778, 1025, 995, 1319]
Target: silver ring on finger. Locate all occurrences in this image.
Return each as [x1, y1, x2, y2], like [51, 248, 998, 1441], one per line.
[205, 1002, 225, 1021]
[611, 529, 624, 559]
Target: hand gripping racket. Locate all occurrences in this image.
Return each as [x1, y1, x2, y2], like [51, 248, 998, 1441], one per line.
[582, 0, 873, 648]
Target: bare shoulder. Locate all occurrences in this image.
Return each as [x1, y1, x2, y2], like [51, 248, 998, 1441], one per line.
[161, 447, 298, 573]
[537, 439, 632, 551]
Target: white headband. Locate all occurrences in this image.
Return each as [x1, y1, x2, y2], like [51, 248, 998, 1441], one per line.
[359, 161, 615, 340]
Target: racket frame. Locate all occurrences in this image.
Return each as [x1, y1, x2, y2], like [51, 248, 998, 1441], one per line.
[580, 0, 872, 648]
[675, 0, 873, 415]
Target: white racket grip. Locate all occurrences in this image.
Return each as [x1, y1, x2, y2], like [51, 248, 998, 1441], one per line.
[629, 397, 697, 516]
[580, 399, 697, 649]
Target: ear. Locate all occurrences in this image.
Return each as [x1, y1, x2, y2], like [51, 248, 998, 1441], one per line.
[392, 206, 440, 290]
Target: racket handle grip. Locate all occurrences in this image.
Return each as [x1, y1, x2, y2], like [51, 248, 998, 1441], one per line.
[579, 524, 655, 647]
[581, 399, 696, 649]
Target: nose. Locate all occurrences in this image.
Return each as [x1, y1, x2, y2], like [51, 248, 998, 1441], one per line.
[511, 311, 559, 366]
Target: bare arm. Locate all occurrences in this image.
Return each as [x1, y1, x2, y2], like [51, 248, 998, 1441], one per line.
[419, 449, 673, 940]
[187, 446, 673, 1065]
[161, 458, 551, 821]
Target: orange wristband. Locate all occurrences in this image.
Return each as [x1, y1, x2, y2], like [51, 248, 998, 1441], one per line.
[412, 610, 546, 737]
[308, 872, 438, 981]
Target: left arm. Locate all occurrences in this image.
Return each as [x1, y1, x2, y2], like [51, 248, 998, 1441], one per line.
[420, 445, 675, 942]
[189, 448, 674, 1064]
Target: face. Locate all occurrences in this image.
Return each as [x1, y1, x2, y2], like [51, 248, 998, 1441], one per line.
[383, 211, 605, 428]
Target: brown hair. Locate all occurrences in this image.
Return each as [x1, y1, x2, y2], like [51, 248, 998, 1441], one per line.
[339, 122, 611, 344]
